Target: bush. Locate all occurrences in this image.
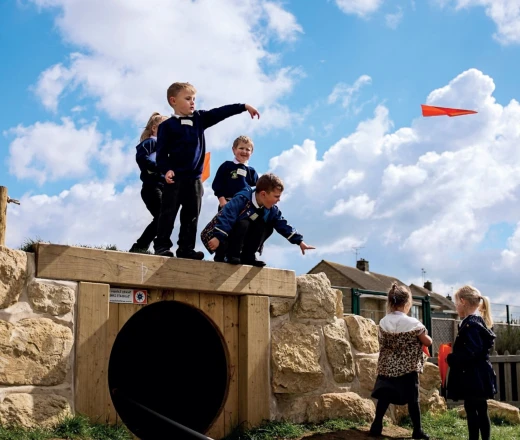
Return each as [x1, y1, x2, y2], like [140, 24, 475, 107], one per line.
[494, 325, 520, 354]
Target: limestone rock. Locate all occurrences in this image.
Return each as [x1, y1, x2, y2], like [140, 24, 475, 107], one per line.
[0, 247, 27, 309]
[457, 400, 520, 425]
[0, 318, 73, 386]
[0, 393, 72, 428]
[393, 389, 447, 423]
[274, 395, 310, 424]
[356, 356, 378, 391]
[306, 392, 375, 423]
[334, 289, 344, 318]
[323, 320, 355, 383]
[419, 362, 441, 391]
[293, 273, 336, 320]
[344, 315, 379, 353]
[270, 298, 295, 317]
[271, 322, 324, 393]
[27, 279, 75, 316]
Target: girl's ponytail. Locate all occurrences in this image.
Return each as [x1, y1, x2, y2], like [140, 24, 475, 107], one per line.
[140, 112, 163, 142]
[479, 295, 494, 329]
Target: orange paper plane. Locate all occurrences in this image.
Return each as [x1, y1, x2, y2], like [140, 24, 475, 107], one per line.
[421, 105, 477, 117]
[201, 152, 211, 183]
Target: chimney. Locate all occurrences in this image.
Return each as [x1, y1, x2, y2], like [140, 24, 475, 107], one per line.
[356, 258, 369, 272]
[424, 280, 432, 292]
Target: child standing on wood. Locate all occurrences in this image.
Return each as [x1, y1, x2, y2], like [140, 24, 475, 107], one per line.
[129, 112, 168, 253]
[154, 82, 260, 259]
[447, 285, 496, 440]
[369, 283, 432, 439]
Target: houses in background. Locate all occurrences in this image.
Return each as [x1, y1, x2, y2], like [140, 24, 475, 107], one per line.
[308, 258, 457, 325]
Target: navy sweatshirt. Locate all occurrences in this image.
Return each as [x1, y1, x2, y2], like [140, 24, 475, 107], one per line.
[156, 104, 247, 179]
[135, 137, 164, 187]
[212, 160, 258, 199]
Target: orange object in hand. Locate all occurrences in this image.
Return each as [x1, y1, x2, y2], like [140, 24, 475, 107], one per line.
[201, 152, 211, 183]
[438, 343, 452, 387]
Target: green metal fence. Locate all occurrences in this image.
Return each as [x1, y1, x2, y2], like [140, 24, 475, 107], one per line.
[351, 288, 432, 335]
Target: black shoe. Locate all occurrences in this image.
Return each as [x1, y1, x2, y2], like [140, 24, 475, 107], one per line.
[368, 422, 382, 437]
[412, 431, 429, 440]
[241, 256, 266, 267]
[155, 249, 174, 257]
[213, 254, 225, 263]
[226, 256, 241, 265]
[176, 249, 204, 260]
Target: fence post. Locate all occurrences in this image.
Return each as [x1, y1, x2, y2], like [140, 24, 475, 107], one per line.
[506, 304, 510, 325]
[0, 186, 7, 246]
[351, 289, 361, 315]
[422, 294, 432, 336]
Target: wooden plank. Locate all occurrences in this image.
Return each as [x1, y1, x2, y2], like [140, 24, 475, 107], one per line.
[118, 303, 143, 331]
[223, 296, 239, 437]
[106, 302, 120, 423]
[201, 293, 225, 440]
[75, 282, 110, 422]
[238, 296, 270, 429]
[517, 361, 520, 403]
[36, 243, 296, 297]
[0, 186, 7, 246]
[493, 362, 501, 401]
[174, 290, 200, 308]
[504, 361, 513, 402]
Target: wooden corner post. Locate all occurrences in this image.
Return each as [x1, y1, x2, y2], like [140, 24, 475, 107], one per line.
[0, 186, 7, 246]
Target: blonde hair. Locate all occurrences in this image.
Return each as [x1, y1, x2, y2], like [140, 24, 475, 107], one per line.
[140, 112, 167, 142]
[454, 285, 493, 328]
[255, 173, 284, 193]
[167, 82, 197, 104]
[232, 135, 254, 151]
[387, 282, 412, 313]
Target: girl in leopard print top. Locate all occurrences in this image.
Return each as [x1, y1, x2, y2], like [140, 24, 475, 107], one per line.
[369, 283, 432, 439]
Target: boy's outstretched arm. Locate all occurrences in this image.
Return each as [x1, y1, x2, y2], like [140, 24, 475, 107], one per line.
[201, 104, 260, 129]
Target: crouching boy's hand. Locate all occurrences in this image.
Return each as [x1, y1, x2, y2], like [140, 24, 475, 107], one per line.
[208, 237, 220, 251]
[299, 241, 316, 255]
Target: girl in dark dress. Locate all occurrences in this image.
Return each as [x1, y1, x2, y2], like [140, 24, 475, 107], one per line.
[369, 283, 432, 439]
[447, 285, 496, 440]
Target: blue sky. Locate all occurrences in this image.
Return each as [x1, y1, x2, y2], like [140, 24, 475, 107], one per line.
[3, 0, 520, 306]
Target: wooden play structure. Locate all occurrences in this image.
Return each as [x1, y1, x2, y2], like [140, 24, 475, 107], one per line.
[35, 243, 297, 439]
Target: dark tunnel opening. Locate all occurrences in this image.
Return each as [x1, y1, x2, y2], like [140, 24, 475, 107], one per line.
[108, 300, 230, 439]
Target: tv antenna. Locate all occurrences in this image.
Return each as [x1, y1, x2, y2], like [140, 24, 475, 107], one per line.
[351, 246, 365, 262]
[421, 268, 426, 284]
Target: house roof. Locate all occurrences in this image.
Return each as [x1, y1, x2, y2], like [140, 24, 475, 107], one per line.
[309, 260, 456, 312]
[409, 284, 456, 312]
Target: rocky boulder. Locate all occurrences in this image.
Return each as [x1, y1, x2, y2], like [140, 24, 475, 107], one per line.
[344, 314, 379, 353]
[27, 279, 75, 316]
[0, 247, 27, 309]
[293, 273, 337, 320]
[323, 320, 355, 383]
[306, 392, 375, 423]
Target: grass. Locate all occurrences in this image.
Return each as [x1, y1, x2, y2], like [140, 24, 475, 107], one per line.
[222, 418, 362, 440]
[17, 238, 119, 253]
[0, 415, 132, 440]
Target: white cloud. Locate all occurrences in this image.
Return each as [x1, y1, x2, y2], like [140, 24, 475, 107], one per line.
[334, 170, 365, 189]
[325, 194, 376, 218]
[438, 0, 520, 45]
[385, 7, 403, 29]
[5, 119, 101, 185]
[498, 221, 520, 269]
[334, 0, 384, 17]
[28, 0, 303, 149]
[315, 235, 366, 255]
[263, 2, 303, 42]
[328, 75, 372, 111]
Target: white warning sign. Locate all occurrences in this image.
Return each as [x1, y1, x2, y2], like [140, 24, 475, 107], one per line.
[110, 288, 148, 304]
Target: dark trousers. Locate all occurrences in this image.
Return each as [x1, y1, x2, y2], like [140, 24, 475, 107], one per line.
[154, 179, 203, 252]
[215, 217, 273, 260]
[133, 185, 162, 251]
[371, 398, 423, 434]
[464, 399, 490, 440]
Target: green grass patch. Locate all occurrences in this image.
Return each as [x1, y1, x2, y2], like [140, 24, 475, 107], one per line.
[0, 415, 132, 440]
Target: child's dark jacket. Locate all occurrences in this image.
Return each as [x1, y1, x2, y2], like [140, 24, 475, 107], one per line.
[212, 160, 258, 199]
[446, 315, 497, 400]
[211, 188, 303, 245]
[136, 137, 164, 187]
[156, 104, 246, 180]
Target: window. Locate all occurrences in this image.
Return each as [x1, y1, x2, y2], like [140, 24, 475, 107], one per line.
[411, 305, 420, 320]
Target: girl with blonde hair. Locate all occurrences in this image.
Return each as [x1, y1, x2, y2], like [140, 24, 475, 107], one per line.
[129, 112, 169, 253]
[447, 285, 497, 440]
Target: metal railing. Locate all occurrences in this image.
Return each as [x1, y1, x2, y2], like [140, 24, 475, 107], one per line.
[350, 288, 432, 336]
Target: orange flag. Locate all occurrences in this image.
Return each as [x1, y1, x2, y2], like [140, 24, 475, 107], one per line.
[438, 343, 452, 388]
[201, 152, 211, 183]
[421, 104, 477, 117]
